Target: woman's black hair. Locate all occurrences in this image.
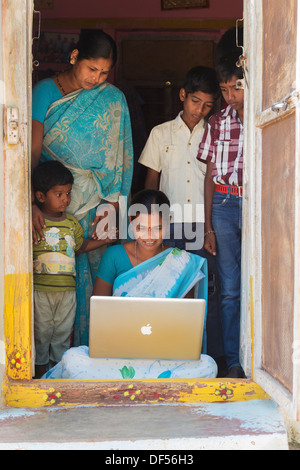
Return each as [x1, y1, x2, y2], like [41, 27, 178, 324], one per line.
[129, 189, 170, 221]
[215, 27, 244, 83]
[215, 55, 244, 83]
[75, 29, 117, 67]
[130, 189, 170, 211]
[32, 160, 74, 196]
[215, 27, 243, 64]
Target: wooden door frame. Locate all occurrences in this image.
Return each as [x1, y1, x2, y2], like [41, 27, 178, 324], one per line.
[2, 0, 271, 408]
[295, 0, 300, 423]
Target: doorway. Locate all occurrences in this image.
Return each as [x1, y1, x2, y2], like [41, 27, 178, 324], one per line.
[6, 0, 277, 408]
[30, 0, 245, 377]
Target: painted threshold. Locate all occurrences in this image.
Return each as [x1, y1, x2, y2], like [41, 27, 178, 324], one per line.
[3, 270, 268, 408]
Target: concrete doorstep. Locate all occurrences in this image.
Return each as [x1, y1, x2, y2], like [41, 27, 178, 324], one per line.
[0, 399, 289, 450]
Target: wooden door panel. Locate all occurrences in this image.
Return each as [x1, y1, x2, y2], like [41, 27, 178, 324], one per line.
[262, 0, 297, 110]
[261, 113, 295, 392]
[257, 0, 298, 394]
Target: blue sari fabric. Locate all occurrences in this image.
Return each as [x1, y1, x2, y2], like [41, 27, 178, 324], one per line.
[40, 83, 134, 345]
[113, 247, 207, 300]
[113, 247, 208, 352]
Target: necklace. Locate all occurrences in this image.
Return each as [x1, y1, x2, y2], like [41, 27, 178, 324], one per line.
[135, 241, 164, 266]
[56, 74, 67, 96]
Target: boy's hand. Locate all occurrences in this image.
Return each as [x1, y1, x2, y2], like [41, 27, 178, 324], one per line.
[96, 226, 119, 243]
[32, 204, 46, 245]
[105, 228, 119, 244]
[203, 232, 217, 256]
[91, 202, 118, 240]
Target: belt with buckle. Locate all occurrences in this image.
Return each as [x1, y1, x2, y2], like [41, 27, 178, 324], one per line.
[215, 183, 243, 197]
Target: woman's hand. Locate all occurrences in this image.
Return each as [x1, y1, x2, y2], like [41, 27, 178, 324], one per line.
[32, 204, 46, 245]
[203, 231, 217, 256]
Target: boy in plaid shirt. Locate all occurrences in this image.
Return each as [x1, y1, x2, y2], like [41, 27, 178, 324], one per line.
[197, 28, 246, 378]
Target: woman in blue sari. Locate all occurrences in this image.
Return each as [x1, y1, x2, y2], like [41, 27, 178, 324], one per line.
[43, 190, 217, 380]
[31, 30, 133, 346]
[93, 191, 208, 300]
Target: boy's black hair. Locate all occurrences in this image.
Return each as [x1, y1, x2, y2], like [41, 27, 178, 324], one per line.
[183, 66, 219, 99]
[216, 56, 244, 83]
[215, 27, 244, 83]
[32, 161, 74, 197]
[183, 65, 220, 119]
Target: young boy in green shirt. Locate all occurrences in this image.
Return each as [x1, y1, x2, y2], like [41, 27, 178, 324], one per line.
[32, 160, 115, 378]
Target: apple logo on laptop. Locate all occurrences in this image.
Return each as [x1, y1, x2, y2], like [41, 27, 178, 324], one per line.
[141, 324, 152, 335]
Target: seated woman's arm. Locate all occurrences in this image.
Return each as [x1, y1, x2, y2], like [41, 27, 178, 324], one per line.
[92, 245, 131, 297]
[184, 288, 194, 299]
[92, 276, 113, 296]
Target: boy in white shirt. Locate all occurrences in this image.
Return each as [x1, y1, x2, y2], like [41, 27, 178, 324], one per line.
[139, 66, 226, 375]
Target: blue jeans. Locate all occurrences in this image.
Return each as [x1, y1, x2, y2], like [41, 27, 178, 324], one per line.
[212, 190, 242, 370]
[164, 223, 224, 360]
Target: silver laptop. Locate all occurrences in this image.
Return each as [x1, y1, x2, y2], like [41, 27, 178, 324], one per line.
[89, 296, 206, 360]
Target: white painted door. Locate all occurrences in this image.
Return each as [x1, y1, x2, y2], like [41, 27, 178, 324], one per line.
[1, 0, 34, 379]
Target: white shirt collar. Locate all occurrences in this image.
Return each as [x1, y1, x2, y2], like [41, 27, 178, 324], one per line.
[172, 111, 205, 133]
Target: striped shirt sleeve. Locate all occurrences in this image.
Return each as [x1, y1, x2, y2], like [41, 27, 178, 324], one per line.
[197, 118, 216, 163]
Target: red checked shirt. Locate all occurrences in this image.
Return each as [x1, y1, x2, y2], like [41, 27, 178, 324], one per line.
[197, 105, 243, 186]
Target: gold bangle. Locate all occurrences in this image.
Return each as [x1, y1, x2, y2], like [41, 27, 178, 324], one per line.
[204, 230, 215, 237]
